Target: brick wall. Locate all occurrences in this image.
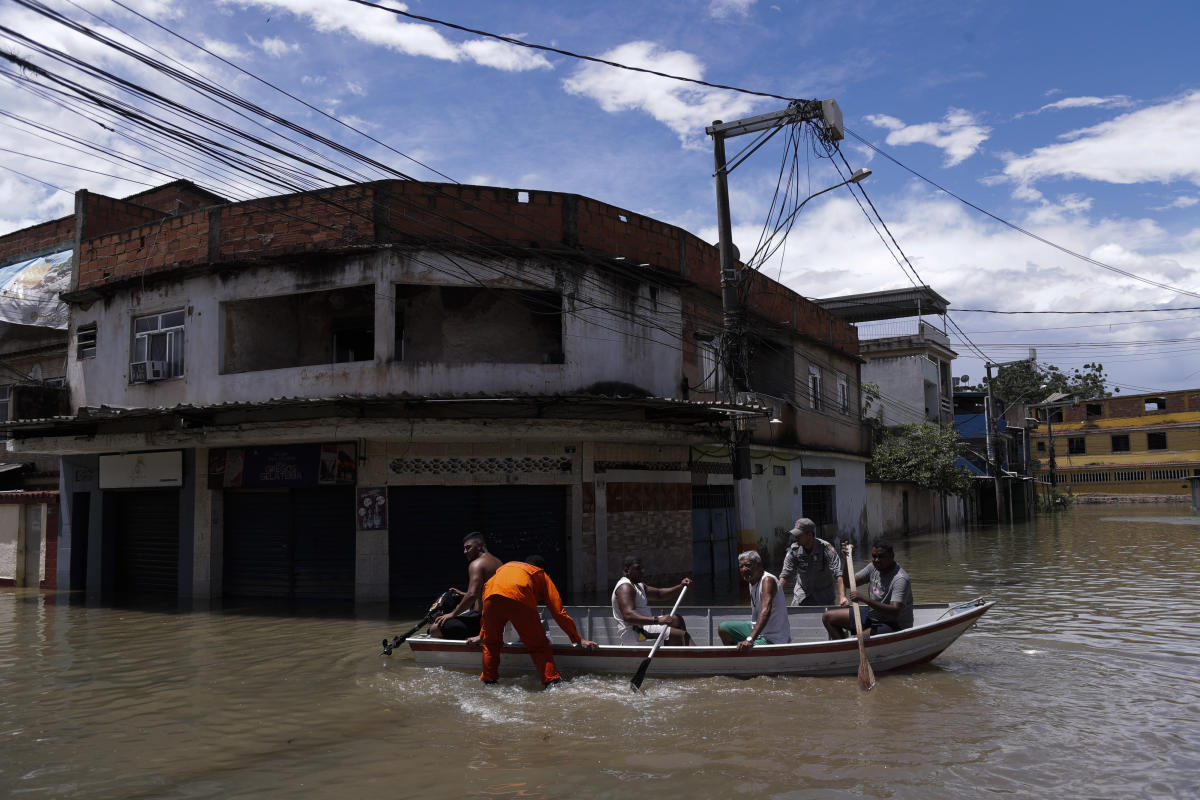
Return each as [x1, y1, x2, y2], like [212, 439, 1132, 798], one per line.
[71, 180, 858, 359]
[0, 217, 73, 266]
[605, 482, 692, 585]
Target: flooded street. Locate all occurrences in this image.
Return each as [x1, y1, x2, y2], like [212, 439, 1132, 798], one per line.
[3, 504, 1198, 799]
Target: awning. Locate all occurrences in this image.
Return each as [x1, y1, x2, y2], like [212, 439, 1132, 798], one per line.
[0, 250, 72, 329]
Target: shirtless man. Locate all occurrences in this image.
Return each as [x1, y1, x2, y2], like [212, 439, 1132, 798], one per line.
[430, 531, 502, 639]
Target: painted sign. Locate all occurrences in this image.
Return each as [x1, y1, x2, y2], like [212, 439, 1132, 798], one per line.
[355, 487, 387, 531]
[208, 443, 356, 488]
[99, 451, 183, 489]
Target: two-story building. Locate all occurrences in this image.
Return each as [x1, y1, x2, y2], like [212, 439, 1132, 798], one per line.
[1030, 389, 1200, 497]
[2, 179, 869, 604]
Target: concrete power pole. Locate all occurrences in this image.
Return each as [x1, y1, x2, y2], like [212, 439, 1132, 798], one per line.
[706, 99, 845, 558]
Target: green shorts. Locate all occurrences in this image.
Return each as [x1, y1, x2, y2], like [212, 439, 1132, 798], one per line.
[718, 620, 769, 645]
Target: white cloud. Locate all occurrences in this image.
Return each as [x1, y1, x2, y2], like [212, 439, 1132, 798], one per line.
[255, 35, 299, 57]
[1003, 91, 1200, 188]
[562, 41, 762, 148]
[222, 0, 551, 71]
[201, 37, 248, 60]
[1170, 196, 1198, 208]
[699, 182, 1200, 390]
[863, 108, 990, 166]
[710, 0, 756, 18]
[1021, 95, 1132, 116]
[345, 81, 366, 97]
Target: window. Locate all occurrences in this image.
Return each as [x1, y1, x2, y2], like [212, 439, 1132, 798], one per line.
[1147, 432, 1167, 450]
[1111, 434, 1130, 453]
[1144, 397, 1166, 412]
[1068, 437, 1086, 455]
[1037, 441, 1046, 453]
[0, 384, 9, 421]
[809, 365, 823, 410]
[131, 309, 185, 381]
[695, 335, 722, 392]
[223, 287, 376, 373]
[801, 485, 836, 526]
[77, 324, 97, 360]
[1086, 403, 1103, 419]
[837, 373, 849, 414]
[394, 285, 561, 364]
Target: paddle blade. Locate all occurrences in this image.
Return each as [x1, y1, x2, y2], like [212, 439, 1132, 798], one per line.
[630, 657, 652, 692]
[857, 650, 876, 691]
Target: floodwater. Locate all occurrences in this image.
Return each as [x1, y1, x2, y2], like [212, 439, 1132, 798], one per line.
[2, 505, 1198, 799]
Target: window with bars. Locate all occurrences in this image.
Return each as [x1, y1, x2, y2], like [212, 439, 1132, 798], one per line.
[1068, 437, 1086, 455]
[837, 373, 849, 414]
[695, 336, 722, 392]
[801, 484, 836, 526]
[1147, 431, 1167, 450]
[1111, 434, 1130, 453]
[77, 323, 97, 360]
[808, 365, 823, 411]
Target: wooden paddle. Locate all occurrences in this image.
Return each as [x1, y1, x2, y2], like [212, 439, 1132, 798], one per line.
[845, 544, 877, 691]
[630, 585, 688, 692]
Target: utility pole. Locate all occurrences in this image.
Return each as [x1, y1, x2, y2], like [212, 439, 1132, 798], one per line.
[984, 362, 1002, 523]
[706, 99, 846, 558]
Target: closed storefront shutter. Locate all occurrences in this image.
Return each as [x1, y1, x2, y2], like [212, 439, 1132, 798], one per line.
[388, 486, 567, 601]
[292, 487, 355, 600]
[224, 488, 355, 600]
[114, 490, 180, 595]
[224, 490, 291, 597]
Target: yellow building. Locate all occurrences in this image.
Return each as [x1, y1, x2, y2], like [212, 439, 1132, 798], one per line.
[1030, 389, 1200, 496]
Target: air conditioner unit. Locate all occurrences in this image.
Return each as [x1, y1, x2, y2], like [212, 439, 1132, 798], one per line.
[146, 360, 168, 380]
[129, 361, 148, 383]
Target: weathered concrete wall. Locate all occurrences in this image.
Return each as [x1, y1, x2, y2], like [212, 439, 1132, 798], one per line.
[68, 248, 683, 409]
[865, 482, 964, 538]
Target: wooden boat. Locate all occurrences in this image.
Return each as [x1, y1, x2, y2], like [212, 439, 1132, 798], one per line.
[406, 598, 994, 678]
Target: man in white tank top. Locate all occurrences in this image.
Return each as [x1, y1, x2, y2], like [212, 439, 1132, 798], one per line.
[717, 550, 791, 649]
[611, 556, 693, 645]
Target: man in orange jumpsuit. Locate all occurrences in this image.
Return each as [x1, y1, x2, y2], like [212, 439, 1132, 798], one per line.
[466, 559, 598, 686]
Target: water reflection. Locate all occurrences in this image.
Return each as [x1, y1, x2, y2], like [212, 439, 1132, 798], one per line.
[2, 505, 1199, 799]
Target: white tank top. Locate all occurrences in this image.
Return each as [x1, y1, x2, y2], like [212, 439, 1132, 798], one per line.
[750, 571, 792, 644]
[612, 576, 652, 641]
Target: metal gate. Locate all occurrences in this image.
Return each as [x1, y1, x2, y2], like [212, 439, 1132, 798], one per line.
[113, 490, 180, 595]
[223, 487, 355, 600]
[691, 485, 737, 603]
[388, 485, 568, 600]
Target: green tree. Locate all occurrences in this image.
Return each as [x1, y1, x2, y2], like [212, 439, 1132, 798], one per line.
[976, 361, 1112, 403]
[867, 422, 974, 496]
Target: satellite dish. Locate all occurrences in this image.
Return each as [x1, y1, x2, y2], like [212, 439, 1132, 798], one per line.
[959, 375, 970, 383]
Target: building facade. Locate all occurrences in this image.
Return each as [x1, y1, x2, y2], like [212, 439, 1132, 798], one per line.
[1031, 389, 1200, 496]
[3, 179, 870, 604]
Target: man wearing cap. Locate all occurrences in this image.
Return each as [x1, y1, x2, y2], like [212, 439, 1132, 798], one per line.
[778, 518, 845, 607]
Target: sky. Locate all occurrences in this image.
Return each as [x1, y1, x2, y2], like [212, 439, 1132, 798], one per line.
[1, 0, 1199, 397]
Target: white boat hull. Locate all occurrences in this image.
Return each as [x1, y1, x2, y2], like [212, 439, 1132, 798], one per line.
[407, 599, 993, 678]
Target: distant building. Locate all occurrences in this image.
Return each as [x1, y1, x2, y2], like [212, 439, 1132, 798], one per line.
[1030, 389, 1200, 496]
[817, 286, 967, 534]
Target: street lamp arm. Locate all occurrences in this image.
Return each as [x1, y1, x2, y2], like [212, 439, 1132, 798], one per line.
[750, 168, 871, 267]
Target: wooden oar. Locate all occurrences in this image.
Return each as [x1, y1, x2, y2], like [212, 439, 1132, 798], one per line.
[845, 544, 877, 691]
[630, 585, 688, 692]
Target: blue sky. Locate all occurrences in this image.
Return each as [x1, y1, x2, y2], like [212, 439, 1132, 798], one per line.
[2, 0, 1199, 396]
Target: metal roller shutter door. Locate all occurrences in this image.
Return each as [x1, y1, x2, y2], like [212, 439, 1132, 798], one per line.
[114, 490, 180, 595]
[292, 487, 355, 600]
[388, 486, 567, 600]
[224, 488, 355, 600]
[224, 490, 291, 598]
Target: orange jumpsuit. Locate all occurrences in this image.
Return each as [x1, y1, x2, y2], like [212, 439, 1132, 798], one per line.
[478, 561, 582, 684]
